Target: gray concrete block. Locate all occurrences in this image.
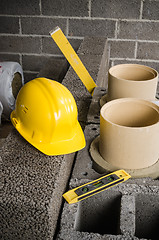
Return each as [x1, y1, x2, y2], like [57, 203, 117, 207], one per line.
[75, 190, 121, 235]
[41, 0, 89, 17]
[0, 122, 14, 140]
[69, 19, 115, 38]
[62, 65, 91, 102]
[71, 124, 101, 181]
[118, 21, 159, 41]
[109, 40, 135, 58]
[68, 38, 83, 53]
[2, 35, 158, 240]
[60, 37, 108, 158]
[0, 130, 75, 240]
[135, 193, 159, 239]
[78, 37, 108, 56]
[62, 37, 108, 104]
[137, 42, 159, 60]
[42, 37, 81, 55]
[0, 0, 40, 15]
[69, 177, 159, 197]
[42, 37, 63, 55]
[57, 177, 158, 239]
[21, 17, 67, 35]
[23, 72, 38, 83]
[0, 53, 20, 63]
[120, 195, 135, 236]
[37, 57, 69, 82]
[22, 55, 69, 79]
[0, 36, 41, 54]
[58, 199, 128, 239]
[78, 37, 109, 89]
[80, 54, 105, 84]
[77, 99, 92, 124]
[91, 0, 140, 19]
[22, 55, 49, 72]
[86, 87, 105, 124]
[57, 37, 159, 240]
[96, 41, 110, 88]
[62, 55, 102, 102]
[0, 17, 19, 34]
[143, 0, 159, 20]
[61, 62, 98, 116]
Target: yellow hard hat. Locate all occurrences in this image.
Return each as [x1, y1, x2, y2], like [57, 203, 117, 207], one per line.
[10, 77, 86, 155]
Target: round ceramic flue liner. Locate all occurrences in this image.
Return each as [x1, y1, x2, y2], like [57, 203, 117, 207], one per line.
[107, 64, 158, 101]
[99, 98, 159, 169]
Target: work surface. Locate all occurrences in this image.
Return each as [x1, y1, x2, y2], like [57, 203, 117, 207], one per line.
[1, 37, 159, 240]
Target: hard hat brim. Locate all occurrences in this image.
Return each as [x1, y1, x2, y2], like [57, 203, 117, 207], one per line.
[11, 110, 86, 155]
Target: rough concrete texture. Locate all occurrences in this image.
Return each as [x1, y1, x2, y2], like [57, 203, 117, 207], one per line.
[57, 123, 159, 238]
[61, 36, 108, 127]
[57, 37, 159, 240]
[62, 36, 108, 101]
[0, 37, 108, 239]
[1, 0, 159, 77]
[61, 36, 109, 132]
[37, 57, 69, 83]
[57, 178, 159, 240]
[0, 130, 75, 240]
[1, 36, 159, 240]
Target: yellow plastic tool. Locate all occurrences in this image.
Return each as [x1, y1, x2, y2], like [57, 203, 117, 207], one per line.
[50, 26, 97, 96]
[63, 170, 131, 204]
[10, 77, 86, 155]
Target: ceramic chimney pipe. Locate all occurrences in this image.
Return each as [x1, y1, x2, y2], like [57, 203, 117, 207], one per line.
[107, 64, 158, 101]
[99, 98, 159, 169]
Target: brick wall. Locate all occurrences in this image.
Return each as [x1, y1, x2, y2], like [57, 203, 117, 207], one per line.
[0, 0, 159, 82]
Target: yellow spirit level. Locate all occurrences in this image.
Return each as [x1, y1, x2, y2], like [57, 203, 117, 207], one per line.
[50, 26, 97, 96]
[63, 170, 131, 204]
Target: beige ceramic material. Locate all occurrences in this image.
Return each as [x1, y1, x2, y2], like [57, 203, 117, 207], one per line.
[99, 98, 159, 169]
[107, 64, 158, 101]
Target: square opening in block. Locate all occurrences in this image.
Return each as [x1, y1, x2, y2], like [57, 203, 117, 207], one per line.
[135, 193, 159, 239]
[74, 190, 121, 235]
